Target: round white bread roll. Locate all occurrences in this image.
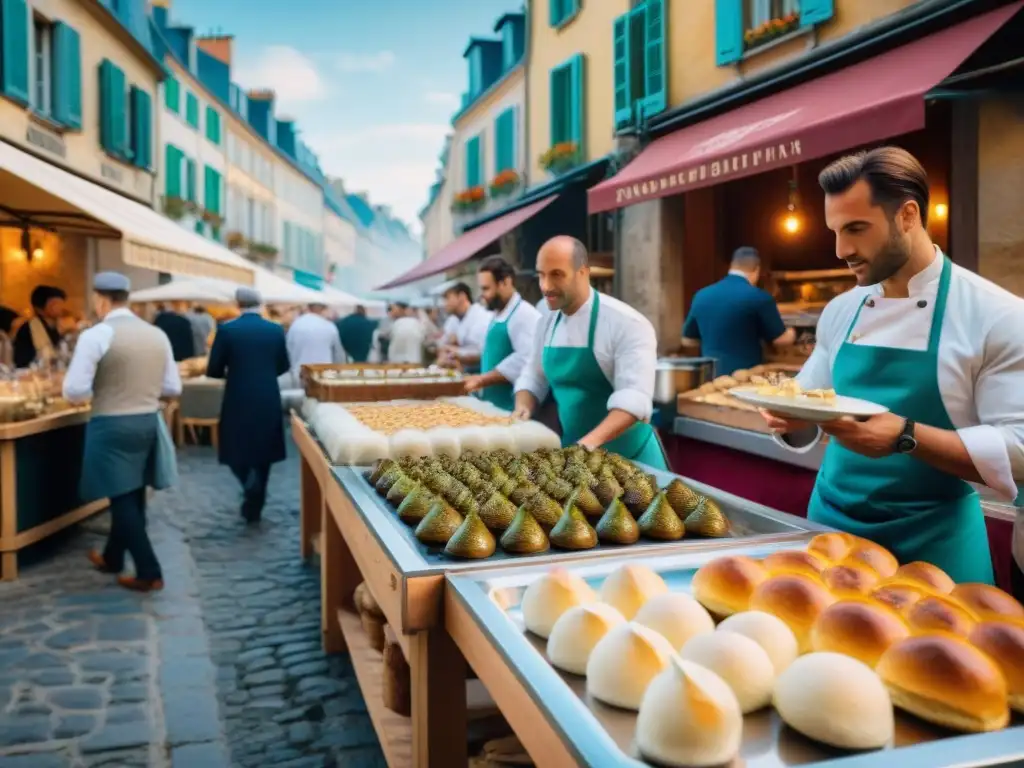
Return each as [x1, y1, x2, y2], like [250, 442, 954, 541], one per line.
[547, 603, 626, 675]
[636, 657, 742, 767]
[521, 569, 597, 638]
[634, 592, 715, 651]
[599, 564, 668, 620]
[716, 610, 799, 675]
[586, 622, 676, 710]
[774, 652, 894, 750]
[680, 631, 775, 713]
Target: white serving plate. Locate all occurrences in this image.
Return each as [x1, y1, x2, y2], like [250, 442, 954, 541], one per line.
[730, 387, 888, 422]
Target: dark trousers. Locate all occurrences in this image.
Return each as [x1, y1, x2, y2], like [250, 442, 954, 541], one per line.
[1012, 556, 1024, 604]
[103, 488, 161, 581]
[232, 464, 271, 519]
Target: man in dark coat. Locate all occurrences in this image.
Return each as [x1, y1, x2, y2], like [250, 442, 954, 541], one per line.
[206, 287, 290, 522]
[336, 305, 377, 362]
[14, 285, 66, 368]
[153, 302, 196, 362]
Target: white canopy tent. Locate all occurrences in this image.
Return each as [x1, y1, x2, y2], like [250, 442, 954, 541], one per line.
[319, 285, 386, 313]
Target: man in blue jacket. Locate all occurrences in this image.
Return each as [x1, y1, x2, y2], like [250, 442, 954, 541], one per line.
[207, 287, 290, 522]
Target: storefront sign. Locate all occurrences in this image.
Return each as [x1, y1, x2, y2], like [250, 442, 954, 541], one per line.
[25, 123, 66, 158]
[100, 163, 124, 184]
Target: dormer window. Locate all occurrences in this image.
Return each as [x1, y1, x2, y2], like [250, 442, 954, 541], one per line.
[468, 47, 483, 95]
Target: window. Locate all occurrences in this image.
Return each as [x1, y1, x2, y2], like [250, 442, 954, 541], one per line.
[465, 135, 482, 188]
[746, 0, 798, 29]
[185, 91, 198, 128]
[164, 75, 179, 113]
[98, 59, 128, 158]
[494, 107, 516, 173]
[716, 0, 833, 65]
[185, 158, 196, 202]
[0, 0, 30, 105]
[613, 0, 666, 130]
[164, 144, 183, 198]
[203, 166, 221, 214]
[31, 16, 51, 115]
[549, 0, 579, 28]
[549, 54, 585, 152]
[129, 86, 152, 169]
[205, 105, 221, 145]
[587, 212, 614, 255]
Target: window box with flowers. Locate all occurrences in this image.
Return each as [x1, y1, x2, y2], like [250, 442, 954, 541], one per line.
[162, 196, 187, 221]
[226, 231, 248, 250]
[540, 142, 581, 176]
[744, 11, 800, 51]
[249, 243, 279, 258]
[451, 186, 486, 213]
[200, 209, 224, 228]
[489, 169, 521, 199]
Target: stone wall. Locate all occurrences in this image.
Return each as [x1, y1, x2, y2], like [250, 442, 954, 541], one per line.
[977, 96, 1024, 297]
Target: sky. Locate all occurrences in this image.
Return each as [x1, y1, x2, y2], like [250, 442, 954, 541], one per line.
[169, 0, 520, 236]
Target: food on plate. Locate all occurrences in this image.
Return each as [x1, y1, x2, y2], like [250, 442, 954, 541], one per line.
[622, 476, 656, 516]
[750, 573, 837, 653]
[478, 491, 517, 531]
[546, 603, 625, 676]
[692, 555, 768, 617]
[810, 598, 910, 668]
[806, 532, 852, 563]
[716, 611, 798, 675]
[682, 497, 731, 538]
[876, 633, 1009, 732]
[385, 474, 418, 507]
[570, 485, 604, 518]
[822, 563, 881, 596]
[586, 622, 676, 710]
[680, 631, 775, 713]
[753, 377, 837, 403]
[548, 497, 598, 551]
[595, 498, 640, 545]
[952, 583, 1024, 620]
[599, 565, 668, 621]
[395, 485, 437, 525]
[522, 492, 562, 531]
[593, 472, 623, 508]
[841, 540, 899, 579]
[500, 506, 549, 555]
[871, 580, 935, 613]
[521, 569, 597, 638]
[413, 501, 463, 546]
[774, 652, 894, 750]
[637, 492, 685, 541]
[443, 507, 496, 560]
[968, 620, 1024, 713]
[763, 549, 829, 580]
[904, 595, 978, 637]
[634, 592, 714, 650]
[663, 478, 701, 517]
[893, 561, 955, 594]
[635, 658, 742, 768]
[367, 457, 396, 486]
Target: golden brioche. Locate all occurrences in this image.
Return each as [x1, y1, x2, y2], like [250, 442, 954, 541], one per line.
[842, 542, 898, 579]
[969, 620, 1024, 714]
[871, 580, 935, 613]
[762, 550, 829, 580]
[810, 598, 910, 668]
[749, 573, 836, 653]
[893, 561, 955, 594]
[806, 532, 852, 564]
[876, 633, 1009, 732]
[952, 583, 1024, 621]
[904, 595, 978, 637]
[822, 563, 880, 596]
[691, 555, 768, 617]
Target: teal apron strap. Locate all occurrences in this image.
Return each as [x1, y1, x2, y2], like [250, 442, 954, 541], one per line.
[925, 257, 953, 354]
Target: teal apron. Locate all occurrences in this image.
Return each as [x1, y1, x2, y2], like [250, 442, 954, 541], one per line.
[808, 257, 993, 584]
[542, 292, 668, 469]
[479, 297, 522, 411]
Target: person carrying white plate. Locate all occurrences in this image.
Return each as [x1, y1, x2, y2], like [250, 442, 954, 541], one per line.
[762, 146, 1024, 587]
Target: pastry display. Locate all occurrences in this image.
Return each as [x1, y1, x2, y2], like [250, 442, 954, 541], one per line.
[521, 569, 597, 638]
[876, 634, 1009, 732]
[716, 611, 798, 675]
[635, 658, 743, 767]
[444, 508, 496, 559]
[762, 549, 829, 580]
[676, 364, 807, 416]
[599, 564, 668, 620]
[747, 376, 837, 403]
[586, 622, 676, 710]
[636, 492, 686, 541]
[691, 555, 768, 617]
[680, 631, 775, 713]
[546, 603, 626, 676]
[773, 652, 895, 750]
[500, 506, 549, 554]
[903, 595, 978, 637]
[806, 532, 852, 563]
[842, 540, 899, 579]
[633, 592, 714, 651]
[870, 580, 935, 613]
[749, 573, 836, 653]
[893, 561, 955, 594]
[969, 620, 1024, 713]
[952, 583, 1024, 621]
[595, 499, 640, 545]
[810, 598, 910, 667]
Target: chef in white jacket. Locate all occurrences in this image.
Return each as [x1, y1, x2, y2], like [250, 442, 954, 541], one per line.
[763, 147, 1024, 587]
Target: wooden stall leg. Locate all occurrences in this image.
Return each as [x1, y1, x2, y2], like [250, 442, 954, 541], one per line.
[320, 509, 359, 654]
[1, 442, 16, 582]
[1, 552, 15, 581]
[409, 628, 468, 767]
[299, 455, 322, 560]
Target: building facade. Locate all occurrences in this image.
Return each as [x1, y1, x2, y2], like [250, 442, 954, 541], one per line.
[323, 188, 356, 287]
[419, 135, 454, 259]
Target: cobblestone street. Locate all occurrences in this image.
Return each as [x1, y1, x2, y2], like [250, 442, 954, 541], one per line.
[0, 438, 387, 768]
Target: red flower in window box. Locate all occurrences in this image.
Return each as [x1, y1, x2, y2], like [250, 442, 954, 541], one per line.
[451, 186, 487, 213]
[743, 11, 801, 49]
[489, 169, 521, 198]
[540, 141, 580, 174]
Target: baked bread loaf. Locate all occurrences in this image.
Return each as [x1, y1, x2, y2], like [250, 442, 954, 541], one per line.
[586, 622, 676, 710]
[842, 541, 898, 579]
[763, 550, 829, 580]
[774, 652, 894, 750]
[969, 620, 1024, 714]
[750, 573, 836, 653]
[634, 592, 714, 651]
[871, 580, 935, 613]
[521, 569, 597, 638]
[810, 598, 910, 668]
[716, 610, 798, 675]
[893, 561, 955, 594]
[952, 583, 1024, 621]
[806, 532, 852, 563]
[904, 595, 978, 637]
[599, 564, 668, 621]
[680, 630, 775, 713]
[691, 555, 768, 617]
[822, 563, 880, 596]
[547, 603, 625, 675]
[876, 633, 1009, 732]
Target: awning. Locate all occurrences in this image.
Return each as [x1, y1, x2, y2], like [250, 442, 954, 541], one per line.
[0, 141, 254, 284]
[129, 265, 325, 305]
[376, 194, 559, 290]
[588, 2, 1021, 213]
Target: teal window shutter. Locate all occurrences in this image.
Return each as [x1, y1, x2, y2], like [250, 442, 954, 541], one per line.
[205, 105, 220, 144]
[99, 59, 127, 157]
[164, 75, 179, 112]
[186, 91, 198, 128]
[800, 0, 835, 26]
[164, 145, 181, 198]
[465, 135, 481, 187]
[51, 22, 81, 128]
[568, 54, 585, 158]
[494, 109, 515, 173]
[0, 0, 29, 105]
[715, 0, 744, 66]
[549, 64, 569, 145]
[612, 13, 632, 129]
[130, 86, 152, 169]
[641, 0, 667, 118]
[469, 47, 482, 94]
[548, 0, 562, 27]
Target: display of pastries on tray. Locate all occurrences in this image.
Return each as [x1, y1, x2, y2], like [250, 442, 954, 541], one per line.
[509, 534, 1024, 766]
[313, 365, 461, 385]
[365, 446, 735, 560]
[347, 402, 511, 433]
[679, 365, 807, 411]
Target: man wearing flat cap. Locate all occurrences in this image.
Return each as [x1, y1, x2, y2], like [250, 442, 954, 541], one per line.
[14, 284, 67, 368]
[207, 286, 291, 522]
[64, 272, 181, 592]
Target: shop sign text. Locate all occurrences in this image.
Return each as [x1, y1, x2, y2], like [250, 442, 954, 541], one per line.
[25, 123, 66, 158]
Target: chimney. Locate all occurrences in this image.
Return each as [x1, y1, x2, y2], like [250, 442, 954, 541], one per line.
[197, 34, 233, 66]
[247, 89, 276, 102]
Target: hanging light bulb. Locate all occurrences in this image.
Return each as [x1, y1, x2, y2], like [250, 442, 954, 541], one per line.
[781, 173, 802, 235]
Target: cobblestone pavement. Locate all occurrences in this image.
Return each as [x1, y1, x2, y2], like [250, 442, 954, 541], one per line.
[0, 436, 387, 768]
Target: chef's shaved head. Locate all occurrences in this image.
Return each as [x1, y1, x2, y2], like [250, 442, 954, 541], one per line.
[537, 236, 590, 313]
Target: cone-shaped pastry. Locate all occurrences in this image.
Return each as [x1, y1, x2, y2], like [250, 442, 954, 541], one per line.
[500, 506, 550, 555]
[637, 492, 685, 541]
[396, 485, 436, 525]
[684, 497, 731, 538]
[375, 465, 404, 496]
[585, 448, 606, 474]
[664, 478, 701, 517]
[523, 492, 562, 531]
[444, 508, 496, 559]
[593, 471, 622, 507]
[424, 469, 455, 496]
[572, 484, 604, 517]
[451, 490, 478, 517]
[622, 477, 656, 516]
[508, 480, 540, 507]
[479, 491, 517, 531]
[367, 458, 395, 486]
[385, 475, 417, 506]
[544, 477, 574, 503]
[548, 495, 597, 551]
[414, 501, 463, 546]
[595, 498, 640, 545]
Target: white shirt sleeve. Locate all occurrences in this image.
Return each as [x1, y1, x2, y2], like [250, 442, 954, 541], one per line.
[161, 333, 183, 397]
[514, 313, 552, 405]
[606, 309, 656, 422]
[456, 307, 491, 359]
[494, 303, 540, 384]
[62, 324, 113, 403]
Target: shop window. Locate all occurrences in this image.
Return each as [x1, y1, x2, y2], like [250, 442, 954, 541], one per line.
[613, 0, 666, 130]
[549, 0, 579, 29]
[587, 212, 614, 255]
[30, 15, 51, 116]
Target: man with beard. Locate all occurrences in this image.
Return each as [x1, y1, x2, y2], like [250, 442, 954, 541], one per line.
[464, 256, 541, 410]
[763, 146, 1024, 585]
[512, 237, 667, 469]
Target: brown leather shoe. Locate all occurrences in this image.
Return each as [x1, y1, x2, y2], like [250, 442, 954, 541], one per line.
[88, 550, 118, 574]
[116, 576, 164, 593]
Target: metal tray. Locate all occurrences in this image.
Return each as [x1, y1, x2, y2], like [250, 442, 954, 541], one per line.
[446, 543, 1024, 768]
[332, 461, 829, 576]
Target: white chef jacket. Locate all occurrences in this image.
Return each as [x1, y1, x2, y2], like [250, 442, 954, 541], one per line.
[285, 312, 344, 382]
[389, 316, 426, 363]
[488, 293, 542, 384]
[515, 290, 658, 422]
[453, 302, 492, 361]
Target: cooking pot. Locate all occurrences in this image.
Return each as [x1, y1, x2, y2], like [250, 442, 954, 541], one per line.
[654, 357, 716, 405]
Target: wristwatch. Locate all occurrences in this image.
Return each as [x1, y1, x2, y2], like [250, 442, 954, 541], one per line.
[894, 418, 918, 454]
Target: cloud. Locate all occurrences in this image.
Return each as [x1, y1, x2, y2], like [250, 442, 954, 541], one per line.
[234, 46, 326, 109]
[422, 90, 460, 109]
[336, 50, 396, 73]
[318, 123, 450, 149]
